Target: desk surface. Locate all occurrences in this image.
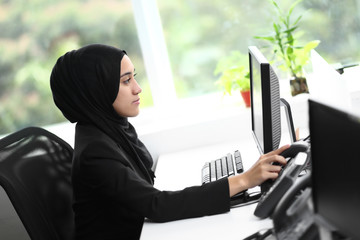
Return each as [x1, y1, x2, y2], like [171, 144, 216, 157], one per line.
[140, 138, 273, 240]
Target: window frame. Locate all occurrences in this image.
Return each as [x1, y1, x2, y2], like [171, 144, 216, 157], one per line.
[132, 0, 177, 108]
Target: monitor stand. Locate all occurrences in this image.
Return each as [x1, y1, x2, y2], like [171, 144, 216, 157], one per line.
[280, 98, 296, 143]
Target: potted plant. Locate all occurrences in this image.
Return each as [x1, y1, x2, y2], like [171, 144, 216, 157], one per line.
[254, 0, 320, 96]
[214, 51, 251, 107]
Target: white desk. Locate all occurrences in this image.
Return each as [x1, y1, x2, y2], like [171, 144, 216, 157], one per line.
[140, 138, 273, 240]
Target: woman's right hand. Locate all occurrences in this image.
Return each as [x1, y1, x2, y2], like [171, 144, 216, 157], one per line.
[228, 144, 289, 197]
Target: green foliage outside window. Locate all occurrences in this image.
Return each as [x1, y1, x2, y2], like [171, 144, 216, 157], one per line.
[0, 0, 151, 135]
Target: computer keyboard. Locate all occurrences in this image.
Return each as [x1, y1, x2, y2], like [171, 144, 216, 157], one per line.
[201, 150, 263, 206]
[201, 150, 244, 185]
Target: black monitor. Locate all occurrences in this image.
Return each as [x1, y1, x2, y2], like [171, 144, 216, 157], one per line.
[249, 46, 281, 154]
[309, 99, 360, 239]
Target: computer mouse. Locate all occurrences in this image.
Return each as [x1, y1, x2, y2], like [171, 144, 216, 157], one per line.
[280, 141, 309, 159]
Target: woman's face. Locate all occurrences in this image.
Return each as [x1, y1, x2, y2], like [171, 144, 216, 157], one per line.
[112, 55, 142, 117]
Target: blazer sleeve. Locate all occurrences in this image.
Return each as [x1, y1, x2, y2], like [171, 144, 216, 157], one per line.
[77, 139, 231, 223]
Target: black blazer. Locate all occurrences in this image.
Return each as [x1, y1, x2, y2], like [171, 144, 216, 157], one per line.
[72, 123, 230, 240]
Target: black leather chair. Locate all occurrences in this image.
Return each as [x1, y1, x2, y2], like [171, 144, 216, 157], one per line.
[0, 126, 74, 240]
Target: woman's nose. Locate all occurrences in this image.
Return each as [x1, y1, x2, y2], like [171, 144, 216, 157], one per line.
[133, 80, 142, 94]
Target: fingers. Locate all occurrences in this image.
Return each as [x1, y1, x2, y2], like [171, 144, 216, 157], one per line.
[268, 163, 283, 173]
[272, 154, 287, 166]
[246, 145, 291, 186]
[260, 152, 287, 166]
[244, 155, 285, 188]
[266, 171, 281, 180]
[264, 144, 290, 157]
[296, 128, 300, 141]
[263, 164, 283, 180]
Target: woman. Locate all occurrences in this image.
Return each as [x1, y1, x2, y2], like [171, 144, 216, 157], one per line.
[50, 44, 288, 240]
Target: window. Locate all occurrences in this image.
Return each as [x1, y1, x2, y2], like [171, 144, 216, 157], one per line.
[156, 0, 360, 98]
[0, 0, 152, 135]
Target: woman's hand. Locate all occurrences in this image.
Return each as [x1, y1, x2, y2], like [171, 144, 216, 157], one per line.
[228, 144, 290, 197]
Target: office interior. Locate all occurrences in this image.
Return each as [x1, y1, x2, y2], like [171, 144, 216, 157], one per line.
[1, 1, 360, 240]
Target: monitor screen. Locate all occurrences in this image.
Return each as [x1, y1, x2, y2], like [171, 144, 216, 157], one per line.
[309, 99, 360, 239]
[249, 46, 281, 154]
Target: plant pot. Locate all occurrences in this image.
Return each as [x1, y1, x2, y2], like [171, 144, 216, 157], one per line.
[290, 76, 309, 96]
[240, 90, 251, 108]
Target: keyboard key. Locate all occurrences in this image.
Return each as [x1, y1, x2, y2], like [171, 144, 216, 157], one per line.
[226, 153, 235, 176]
[234, 150, 244, 173]
[215, 159, 222, 179]
[202, 163, 210, 184]
[210, 161, 216, 182]
[221, 156, 228, 177]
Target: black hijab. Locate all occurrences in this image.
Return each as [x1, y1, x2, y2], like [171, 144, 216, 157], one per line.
[50, 44, 154, 184]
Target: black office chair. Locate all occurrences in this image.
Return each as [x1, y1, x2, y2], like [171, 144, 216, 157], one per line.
[0, 126, 74, 240]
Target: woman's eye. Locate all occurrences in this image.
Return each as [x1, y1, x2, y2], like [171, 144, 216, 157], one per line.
[122, 73, 136, 84]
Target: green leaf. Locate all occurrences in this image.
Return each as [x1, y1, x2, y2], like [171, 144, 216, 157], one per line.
[289, 0, 303, 15]
[304, 40, 320, 52]
[273, 22, 279, 32]
[286, 46, 294, 55]
[283, 26, 298, 34]
[270, 0, 282, 15]
[293, 15, 303, 26]
[254, 36, 275, 42]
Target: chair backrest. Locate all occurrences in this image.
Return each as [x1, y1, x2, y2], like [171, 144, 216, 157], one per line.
[0, 126, 74, 240]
